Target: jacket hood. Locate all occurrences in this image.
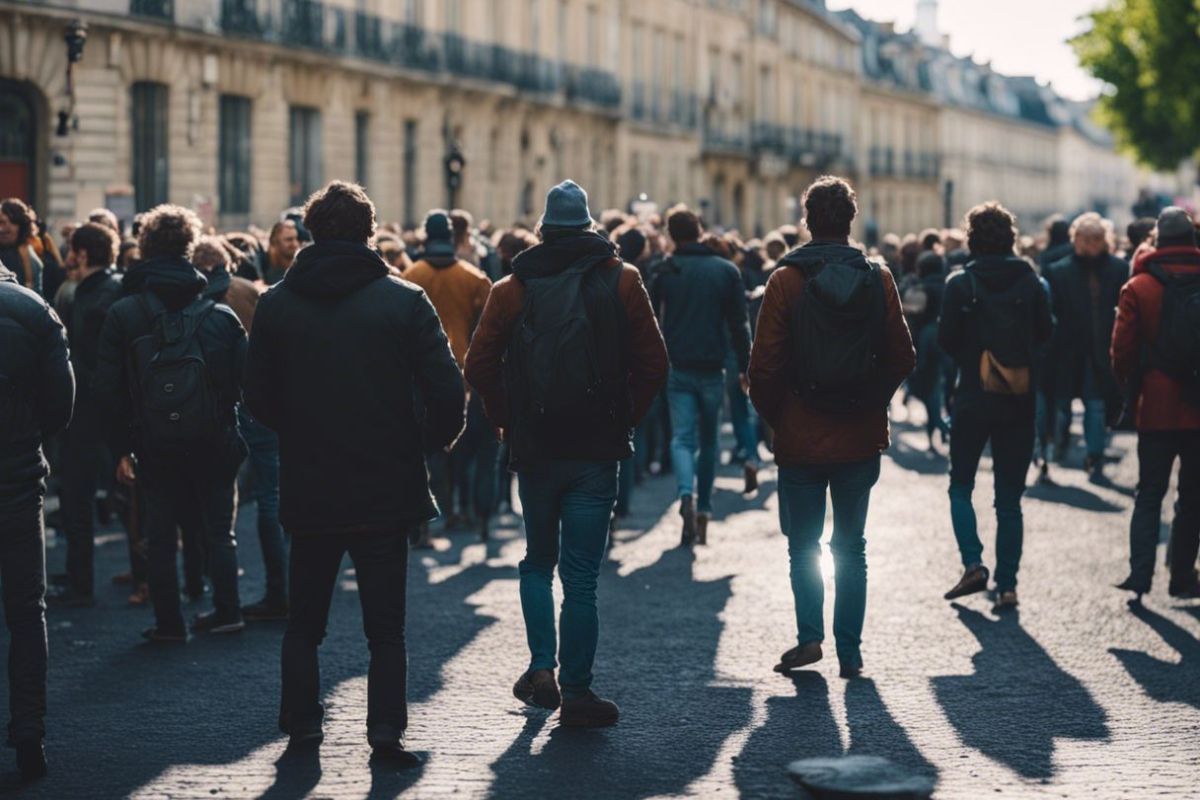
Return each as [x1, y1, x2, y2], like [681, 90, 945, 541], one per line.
[964, 254, 1036, 292]
[0, 264, 15, 285]
[511, 230, 617, 281]
[202, 267, 232, 300]
[1132, 244, 1200, 277]
[283, 240, 388, 299]
[420, 254, 459, 269]
[123, 256, 208, 309]
[778, 240, 872, 271]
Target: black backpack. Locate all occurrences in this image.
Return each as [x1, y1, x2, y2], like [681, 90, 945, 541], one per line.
[789, 259, 887, 413]
[128, 293, 228, 457]
[964, 271, 1037, 396]
[506, 257, 625, 435]
[1146, 260, 1200, 406]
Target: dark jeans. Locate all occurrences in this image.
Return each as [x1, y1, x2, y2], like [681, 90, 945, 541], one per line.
[239, 408, 287, 602]
[143, 469, 240, 633]
[453, 394, 500, 520]
[1128, 431, 1200, 591]
[0, 495, 47, 745]
[58, 413, 105, 596]
[778, 456, 880, 669]
[517, 461, 618, 698]
[949, 395, 1035, 591]
[280, 530, 410, 740]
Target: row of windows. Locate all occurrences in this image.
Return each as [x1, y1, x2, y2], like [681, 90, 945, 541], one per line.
[130, 83, 397, 217]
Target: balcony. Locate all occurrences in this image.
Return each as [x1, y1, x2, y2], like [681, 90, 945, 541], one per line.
[702, 117, 751, 156]
[130, 0, 173, 19]
[752, 123, 844, 167]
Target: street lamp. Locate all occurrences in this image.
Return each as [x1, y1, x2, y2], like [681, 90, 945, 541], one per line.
[444, 146, 465, 209]
[58, 20, 88, 138]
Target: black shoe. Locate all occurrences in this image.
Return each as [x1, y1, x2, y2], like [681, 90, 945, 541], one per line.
[559, 691, 619, 728]
[513, 668, 561, 711]
[14, 741, 46, 783]
[242, 598, 288, 621]
[46, 587, 95, 608]
[287, 725, 324, 750]
[1115, 576, 1150, 600]
[944, 565, 990, 600]
[141, 625, 188, 643]
[743, 463, 759, 495]
[191, 610, 246, 634]
[1168, 579, 1200, 599]
[679, 495, 696, 547]
[480, 516, 490, 543]
[369, 740, 423, 768]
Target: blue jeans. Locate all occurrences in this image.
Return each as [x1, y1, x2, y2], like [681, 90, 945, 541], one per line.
[1056, 363, 1107, 459]
[949, 396, 1034, 591]
[778, 456, 880, 669]
[239, 407, 287, 603]
[668, 368, 725, 513]
[517, 461, 618, 698]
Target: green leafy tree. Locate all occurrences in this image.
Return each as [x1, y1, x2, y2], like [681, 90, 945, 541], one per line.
[1071, 0, 1200, 170]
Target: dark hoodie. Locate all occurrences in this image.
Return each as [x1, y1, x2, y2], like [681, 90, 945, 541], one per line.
[244, 239, 465, 535]
[938, 254, 1054, 399]
[93, 256, 247, 463]
[0, 264, 74, 503]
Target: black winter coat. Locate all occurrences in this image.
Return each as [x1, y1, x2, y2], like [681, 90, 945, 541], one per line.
[59, 268, 123, 398]
[93, 257, 247, 469]
[0, 265, 74, 505]
[1044, 252, 1129, 403]
[244, 240, 465, 536]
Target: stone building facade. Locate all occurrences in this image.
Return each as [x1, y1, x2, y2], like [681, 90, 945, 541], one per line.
[0, 0, 1175, 239]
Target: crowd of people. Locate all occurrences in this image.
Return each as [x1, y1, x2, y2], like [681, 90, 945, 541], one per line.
[1, 171, 1198, 780]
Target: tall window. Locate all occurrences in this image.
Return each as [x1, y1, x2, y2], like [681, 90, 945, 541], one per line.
[130, 82, 169, 211]
[556, 0, 568, 61]
[354, 111, 370, 188]
[218, 95, 252, 215]
[585, 5, 598, 67]
[403, 119, 418, 227]
[288, 106, 322, 206]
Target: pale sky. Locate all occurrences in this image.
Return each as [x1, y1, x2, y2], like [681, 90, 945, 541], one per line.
[826, 0, 1107, 100]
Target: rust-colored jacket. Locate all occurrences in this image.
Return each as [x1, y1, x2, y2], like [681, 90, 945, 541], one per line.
[464, 259, 667, 458]
[405, 256, 492, 368]
[749, 247, 915, 466]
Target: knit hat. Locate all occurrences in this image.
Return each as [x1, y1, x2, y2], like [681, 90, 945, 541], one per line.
[616, 227, 647, 263]
[542, 180, 592, 229]
[423, 210, 455, 256]
[1156, 206, 1197, 248]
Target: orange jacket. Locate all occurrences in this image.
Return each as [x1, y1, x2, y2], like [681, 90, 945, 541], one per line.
[404, 257, 492, 368]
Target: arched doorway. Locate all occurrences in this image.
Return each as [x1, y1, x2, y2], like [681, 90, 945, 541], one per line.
[0, 81, 39, 204]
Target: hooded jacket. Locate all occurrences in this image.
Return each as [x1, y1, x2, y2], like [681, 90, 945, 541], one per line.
[93, 256, 247, 466]
[1111, 244, 1200, 431]
[748, 241, 915, 466]
[0, 264, 74, 504]
[244, 240, 465, 535]
[650, 241, 751, 373]
[464, 229, 668, 468]
[403, 254, 492, 368]
[202, 266, 261, 334]
[938, 254, 1055, 400]
[1044, 251, 1128, 402]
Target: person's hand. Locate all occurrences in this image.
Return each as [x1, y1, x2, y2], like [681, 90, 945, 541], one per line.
[116, 455, 137, 486]
[739, 373, 750, 395]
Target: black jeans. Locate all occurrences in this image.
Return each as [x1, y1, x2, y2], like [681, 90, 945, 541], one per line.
[0, 494, 47, 745]
[58, 410, 105, 596]
[280, 530, 410, 741]
[143, 468, 240, 633]
[1128, 431, 1200, 591]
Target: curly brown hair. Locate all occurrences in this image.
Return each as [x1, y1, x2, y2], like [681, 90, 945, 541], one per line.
[138, 204, 203, 261]
[303, 181, 376, 244]
[0, 198, 34, 244]
[802, 176, 857, 240]
[965, 202, 1017, 256]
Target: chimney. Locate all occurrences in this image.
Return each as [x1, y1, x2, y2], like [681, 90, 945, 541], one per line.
[914, 0, 940, 47]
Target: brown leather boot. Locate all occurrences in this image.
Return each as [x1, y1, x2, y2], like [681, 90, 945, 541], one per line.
[696, 512, 710, 545]
[944, 564, 989, 600]
[773, 641, 823, 673]
[513, 668, 561, 711]
[679, 495, 696, 546]
[743, 462, 759, 495]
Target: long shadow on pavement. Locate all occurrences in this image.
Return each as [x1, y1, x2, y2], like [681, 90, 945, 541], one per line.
[485, 546, 752, 799]
[1025, 480, 1124, 513]
[932, 604, 1109, 780]
[1110, 603, 1200, 710]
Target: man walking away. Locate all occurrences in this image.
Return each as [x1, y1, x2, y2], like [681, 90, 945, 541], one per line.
[94, 205, 248, 641]
[0, 262, 73, 781]
[465, 180, 667, 727]
[652, 205, 751, 545]
[245, 182, 464, 765]
[1112, 208, 1200, 601]
[749, 176, 914, 679]
[405, 211, 493, 543]
[939, 203, 1054, 611]
[49, 223, 123, 608]
[1045, 213, 1129, 480]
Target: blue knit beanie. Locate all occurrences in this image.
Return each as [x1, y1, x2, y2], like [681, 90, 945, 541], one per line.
[542, 180, 592, 228]
[423, 210, 455, 256]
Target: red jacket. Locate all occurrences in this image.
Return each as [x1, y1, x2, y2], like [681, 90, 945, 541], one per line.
[1110, 244, 1200, 431]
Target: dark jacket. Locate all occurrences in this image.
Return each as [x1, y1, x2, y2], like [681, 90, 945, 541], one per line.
[651, 241, 751, 373]
[464, 230, 668, 469]
[938, 255, 1054, 401]
[244, 240, 465, 535]
[0, 265, 74, 504]
[1111, 244, 1200, 431]
[1044, 252, 1129, 403]
[60, 268, 123, 397]
[93, 257, 247, 466]
[748, 241, 915, 466]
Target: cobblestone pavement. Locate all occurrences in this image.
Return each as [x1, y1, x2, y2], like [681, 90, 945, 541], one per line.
[3, 408, 1198, 799]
